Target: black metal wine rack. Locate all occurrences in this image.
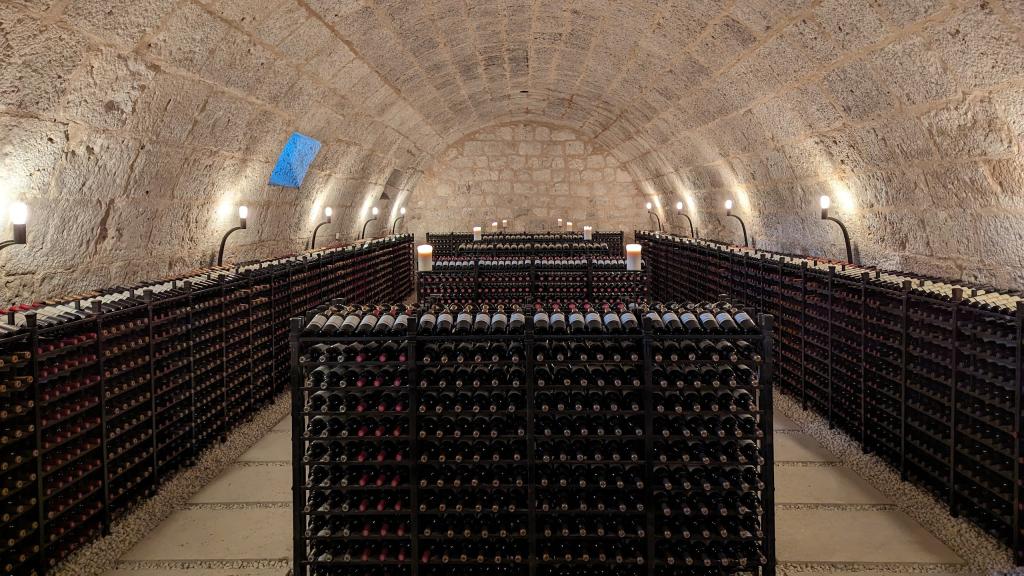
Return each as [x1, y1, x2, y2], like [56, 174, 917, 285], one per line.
[425, 233, 625, 257]
[0, 235, 415, 575]
[418, 259, 648, 305]
[637, 230, 1024, 564]
[290, 306, 776, 576]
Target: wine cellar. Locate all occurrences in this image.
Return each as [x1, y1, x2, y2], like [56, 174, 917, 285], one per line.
[290, 302, 775, 576]
[1, 1, 1022, 575]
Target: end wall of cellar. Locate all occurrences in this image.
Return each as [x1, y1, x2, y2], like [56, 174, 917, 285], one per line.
[405, 123, 648, 239]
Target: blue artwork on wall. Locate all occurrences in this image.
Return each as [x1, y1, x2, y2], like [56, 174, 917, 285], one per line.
[269, 132, 322, 188]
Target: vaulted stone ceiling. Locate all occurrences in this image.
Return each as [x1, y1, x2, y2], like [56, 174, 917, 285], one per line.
[1, 0, 1023, 298]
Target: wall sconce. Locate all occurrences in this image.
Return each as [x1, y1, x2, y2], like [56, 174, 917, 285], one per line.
[724, 199, 748, 247]
[557, 218, 563, 229]
[491, 220, 498, 231]
[583, 225, 593, 241]
[645, 201, 663, 231]
[310, 206, 332, 249]
[391, 206, 406, 234]
[820, 195, 854, 263]
[217, 205, 247, 265]
[360, 206, 379, 240]
[566, 221, 573, 231]
[0, 202, 28, 253]
[473, 226, 482, 241]
[501, 219, 508, 229]
[674, 201, 695, 238]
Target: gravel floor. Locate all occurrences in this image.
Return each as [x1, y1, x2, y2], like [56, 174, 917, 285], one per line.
[51, 389, 1024, 576]
[53, 393, 292, 576]
[774, 391, 1017, 576]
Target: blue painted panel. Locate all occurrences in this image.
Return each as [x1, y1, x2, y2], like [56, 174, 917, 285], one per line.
[269, 132, 322, 188]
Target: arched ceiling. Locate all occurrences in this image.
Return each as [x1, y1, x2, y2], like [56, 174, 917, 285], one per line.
[1, 0, 1023, 297]
[310, 0, 727, 158]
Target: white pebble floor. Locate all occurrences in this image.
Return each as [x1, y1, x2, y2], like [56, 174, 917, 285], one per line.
[52, 393, 292, 576]
[774, 391, 1018, 576]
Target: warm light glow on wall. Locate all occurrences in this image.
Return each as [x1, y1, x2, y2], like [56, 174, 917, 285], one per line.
[215, 197, 236, 222]
[10, 202, 27, 225]
[683, 192, 698, 220]
[829, 179, 856, 212]
[734, 187, 751, 212]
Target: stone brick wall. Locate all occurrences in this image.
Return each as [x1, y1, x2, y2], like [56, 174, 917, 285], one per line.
[2, 0, 1024, 300]
[0, 0, 436, 303]
[621, 1, 1024, 289]
[405, 124, 647, 240]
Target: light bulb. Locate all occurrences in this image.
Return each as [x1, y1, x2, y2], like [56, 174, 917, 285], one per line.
[238, 205, 248, 219]
[491, 221, 498, 227]
[819, 195, 831, 210]
[645, 202, 652, 210]
[324, 206, 333, 217]
[10, 202, 27, 226]
[371, 207, 379, 216]
[675, 201, 683, 211]
[724, 199, 733, 211]
[400, 207, 406, 215]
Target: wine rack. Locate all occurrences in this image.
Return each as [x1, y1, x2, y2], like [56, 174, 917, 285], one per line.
[418, 258, 647, 306]
[291, 301, 776, 576]
[0, 235, 414, 575]
[457, 243, 613, 258]
[637, 230, 1024, 564]
[426, 233, 625, 258]
[1, 330, 38, 576]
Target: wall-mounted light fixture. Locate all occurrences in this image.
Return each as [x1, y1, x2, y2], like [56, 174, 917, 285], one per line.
[491, 221, 498, 231]
[674, 200, 696, 238]
[391, 206, 406, 234]
[501, 219, 508, 229]
[583, 225, 593, 241]
[360, 206, 379, 240]
[473, 226, 482, 241]
[724, 199, 748, 247]
[217, 205, 247, 265]
[310, 206, 332, 249]
[557, 218, 563, 229]
[566, 221, 573, 231]
[0, 201, 28, 254]
[820, 195, 854, 263]
[645, 201, 663, 231]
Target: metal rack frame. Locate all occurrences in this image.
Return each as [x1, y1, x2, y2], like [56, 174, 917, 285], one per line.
[290, 311, 777, 576]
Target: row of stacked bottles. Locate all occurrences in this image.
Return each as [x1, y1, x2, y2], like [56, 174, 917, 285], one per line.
[291, 300, 775, 576]
[425, 233, 625, 257]
[637, 230, 1024, 564]
[0, 235, 414, 575]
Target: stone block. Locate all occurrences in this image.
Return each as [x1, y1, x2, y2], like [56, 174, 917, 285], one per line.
[65, 0, 176, 47]
[0, 11, 87, 115]
[923, 97, 1014, 158]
